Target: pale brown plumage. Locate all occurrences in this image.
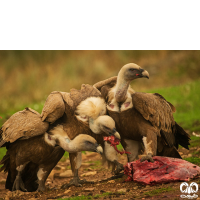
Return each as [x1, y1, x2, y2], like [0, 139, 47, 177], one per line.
[0, 108, 49, 146]
[40, 84, 121, 187]
[0, 124, 102, 192]
[94, 63, 190, 162]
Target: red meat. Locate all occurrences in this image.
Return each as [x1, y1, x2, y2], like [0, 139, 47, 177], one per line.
[124, 156, 200, 185]
[104, 136, 131, 155]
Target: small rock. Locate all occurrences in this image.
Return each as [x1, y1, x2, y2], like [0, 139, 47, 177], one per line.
[146, 185, 150, 188]
[55, 165, 66, 170]
[64, 189, 71, 194]
[117, 188, 127, 193]
[55, 170, 73, 178]
[84, 187, 95, 192]
[187, 154, 192, 157]
[82, 163, 93, 167]
[179, 152, 183, 155]
[108, 180, 115, 184]
[0, 178, 6, 184]
[81, 171, 97, 177]
[133, 186, 138, 190]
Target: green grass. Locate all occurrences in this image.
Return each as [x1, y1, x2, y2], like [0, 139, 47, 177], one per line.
[143, 186, 174, 197]
[1, 80, 200, 162]
[147, 80, 200, 131]
[183, 157, 200, 165]
[58, 192, 123, 200]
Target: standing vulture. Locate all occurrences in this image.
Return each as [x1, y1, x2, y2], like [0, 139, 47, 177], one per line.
[94, 63, 190, 163]
[0, 108, 103, 192]
[40, 84, 122, 187]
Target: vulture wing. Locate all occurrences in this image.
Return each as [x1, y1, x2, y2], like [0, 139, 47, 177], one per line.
[41, 91, 73, 123]
[41, 85, 101, 124]
[93, 77, 117, 100]
[132, 92, 176, 147]
[0, 108, 49, 146]
[70, 84, 102, 109]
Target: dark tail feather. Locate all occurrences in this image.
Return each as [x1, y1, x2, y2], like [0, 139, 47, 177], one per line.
[175, 122, 190, 150]
[0, 153, 10, 173]
[0, 153, 15, 191]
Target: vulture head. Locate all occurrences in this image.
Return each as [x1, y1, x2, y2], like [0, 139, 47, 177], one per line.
[118, 63, 149, 82]
[89, 115, 121, 139]
[76, 96, 120, 139]
[115, 63, 149, 102]
[47, 125, 103, 154]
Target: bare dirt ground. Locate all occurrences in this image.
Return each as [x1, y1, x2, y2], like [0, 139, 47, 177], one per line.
[0, 134, 200, 200]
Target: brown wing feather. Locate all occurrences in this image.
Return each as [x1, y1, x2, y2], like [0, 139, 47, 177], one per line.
[132, 92, 175, 146]
[93, 76, 117, 91]
[70, 84, 101, 110]
[0, 108, 49, 146]
[41, 91, 66, 123]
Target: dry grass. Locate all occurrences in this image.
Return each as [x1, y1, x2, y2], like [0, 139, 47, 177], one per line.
[0, 50, 200, 115]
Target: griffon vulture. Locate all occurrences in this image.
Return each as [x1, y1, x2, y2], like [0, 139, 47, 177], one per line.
[94, 63, 190, 163]
[0, 108, 103, 192]
[40, 84, 122, 187]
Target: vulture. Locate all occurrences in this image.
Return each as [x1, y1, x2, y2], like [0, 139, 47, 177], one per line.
[40, 84, 122, 187]
[0, 108, 103, 192]
[93, 63, 190, 163]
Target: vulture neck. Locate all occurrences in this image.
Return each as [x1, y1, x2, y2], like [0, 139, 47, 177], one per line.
[115, 76, 130, 103]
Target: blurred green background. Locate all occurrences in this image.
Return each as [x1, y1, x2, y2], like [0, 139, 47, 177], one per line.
[0, 50, 200, 160]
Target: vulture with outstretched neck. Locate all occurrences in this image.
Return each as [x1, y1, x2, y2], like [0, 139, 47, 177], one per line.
[94, 63, 190, 163]
[40, 84, 122, 187]
[0, 108, 103, 192]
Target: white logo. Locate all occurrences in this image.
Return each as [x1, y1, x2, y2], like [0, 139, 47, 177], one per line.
[180, 182, 198, 199]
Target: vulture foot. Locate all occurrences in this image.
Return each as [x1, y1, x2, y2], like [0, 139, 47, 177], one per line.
[36, 184, 46, 192]
[113, 160, 124, 175]
[141, 154, 154, 163]
[12, 175, 27, 192]
[62, 177, 94, 189]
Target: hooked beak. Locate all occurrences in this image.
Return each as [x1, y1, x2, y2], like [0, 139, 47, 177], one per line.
[95, 144, 103, 155]
[110, 128, 121, 140]
[140, 69, 149, 79]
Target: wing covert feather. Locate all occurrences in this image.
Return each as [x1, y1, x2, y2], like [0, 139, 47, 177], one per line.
[132, 92, 175, 146]
[0, 108, 49, 145]
[41, 91, 66, 123]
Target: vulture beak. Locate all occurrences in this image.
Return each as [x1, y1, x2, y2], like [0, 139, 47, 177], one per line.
[95, 144, 103, 155]
[140, 68, 149, 79]
[111, 128, 121, 140]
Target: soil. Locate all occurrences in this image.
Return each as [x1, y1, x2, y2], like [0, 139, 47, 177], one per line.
[0, 137, 200, 200]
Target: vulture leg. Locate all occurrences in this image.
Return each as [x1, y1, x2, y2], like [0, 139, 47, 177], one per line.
[103, 141, 123, 175]
[141, 131, 157, 163]
[121, 139, 143, 162]
[12, 163, 28, 192]
[36, 167, 48, 192]
[37, 147, 65, 192]
[62, 152, 93, 189]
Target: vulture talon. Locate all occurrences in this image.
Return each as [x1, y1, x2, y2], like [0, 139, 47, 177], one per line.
[12, 175, 27, 192]
[113, 160, 124, 175]
[141, 154, 154, 163]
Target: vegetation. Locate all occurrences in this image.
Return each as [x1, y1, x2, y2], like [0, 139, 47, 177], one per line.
[58, 192, 124, 200]
[0, 50, 200, 162]
[143, 186, 174, 197]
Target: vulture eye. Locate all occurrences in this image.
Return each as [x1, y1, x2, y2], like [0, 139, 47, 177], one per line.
[129, 68, 136, 72]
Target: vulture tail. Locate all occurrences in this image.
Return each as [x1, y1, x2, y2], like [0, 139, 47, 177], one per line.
[0, 153, 10, 173]
[0, 153, 14, 190]
[175, 122, 190, 150]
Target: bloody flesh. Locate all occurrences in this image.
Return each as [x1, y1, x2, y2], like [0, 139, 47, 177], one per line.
[124, 156, 200, 185]
[104, 136, 131, 155]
